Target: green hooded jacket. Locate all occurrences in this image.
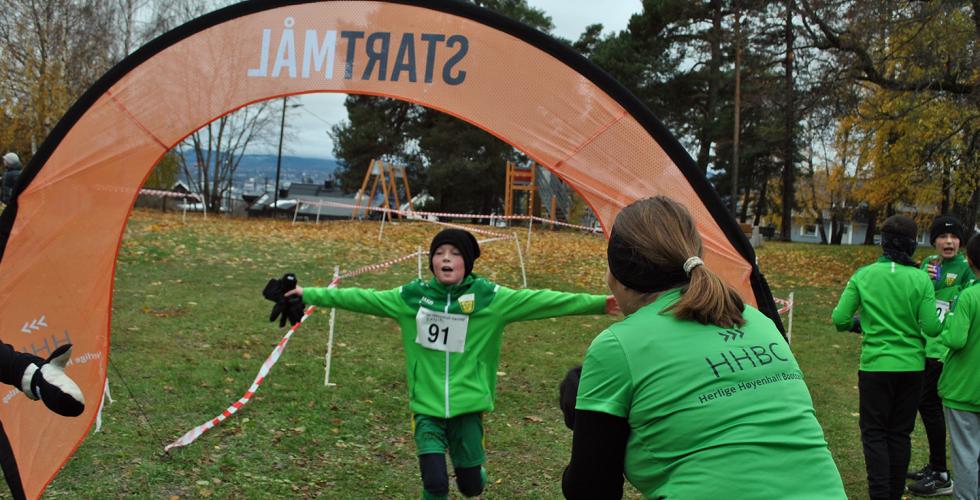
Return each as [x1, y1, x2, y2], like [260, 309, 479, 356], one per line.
[832, 256, 942, 371]
[303, 274, 606, 418]
[938, 281, 980, 412]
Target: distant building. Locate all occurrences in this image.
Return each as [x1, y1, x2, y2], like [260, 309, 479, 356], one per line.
[246, 179, 358, 220]
[790, 205, 938, 246]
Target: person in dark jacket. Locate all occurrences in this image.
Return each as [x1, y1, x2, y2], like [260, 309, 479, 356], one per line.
[1, 152, 23, 205]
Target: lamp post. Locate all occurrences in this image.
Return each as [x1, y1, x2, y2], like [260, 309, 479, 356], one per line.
[273, 97, 302, 217]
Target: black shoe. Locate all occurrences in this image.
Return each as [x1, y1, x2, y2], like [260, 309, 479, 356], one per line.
[907, 463, 933, 481]
[907, 470, 953, 497]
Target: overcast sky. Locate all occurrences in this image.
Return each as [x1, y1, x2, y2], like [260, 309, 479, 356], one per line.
[277, 0, 642, 158]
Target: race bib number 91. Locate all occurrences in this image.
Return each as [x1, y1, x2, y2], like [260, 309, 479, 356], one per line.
[416, 309, 469, 353]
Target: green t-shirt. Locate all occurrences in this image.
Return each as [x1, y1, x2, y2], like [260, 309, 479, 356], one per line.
[577, 289, 845, 499]
[920, 253, 976, 358]
[831, 256, 942, 371]
[938, 281, 980, 412]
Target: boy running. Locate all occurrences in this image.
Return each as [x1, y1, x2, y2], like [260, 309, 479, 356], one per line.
[274, 228, 617, 499]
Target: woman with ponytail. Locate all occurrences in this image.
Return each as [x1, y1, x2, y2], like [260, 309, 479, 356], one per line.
[561, 196, 845, 499]
[831, 214, 943, 499]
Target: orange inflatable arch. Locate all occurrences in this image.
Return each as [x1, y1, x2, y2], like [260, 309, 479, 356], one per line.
[0, 1, 780, 497]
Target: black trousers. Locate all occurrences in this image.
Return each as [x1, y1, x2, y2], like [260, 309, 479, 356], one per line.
[859, 370, 923, 500]
[916, 358, 947, 471]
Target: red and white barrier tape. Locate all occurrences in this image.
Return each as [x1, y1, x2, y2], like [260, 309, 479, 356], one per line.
[774, 297, 793, 315]
[164, 278, 339, 451]
[430, 219, 510, 238]
[339, 251, 425, 280]
[139, 188, 202, 200]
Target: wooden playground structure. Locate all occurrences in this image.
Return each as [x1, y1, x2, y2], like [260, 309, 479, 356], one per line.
[351, 158, 414, 219]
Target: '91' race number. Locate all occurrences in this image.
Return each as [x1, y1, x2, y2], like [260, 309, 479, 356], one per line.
[416, 309, 469, 353]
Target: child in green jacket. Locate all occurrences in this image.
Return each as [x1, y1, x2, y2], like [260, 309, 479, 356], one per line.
[937, 233, 980, 500]
[281, 228, 617, 499]
[831, 215, 942, 500]
[907, 215, 974, 495]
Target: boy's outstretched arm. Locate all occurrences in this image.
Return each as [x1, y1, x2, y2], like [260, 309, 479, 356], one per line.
[494, 286, 608, 323]
[288, 283, 407, 318]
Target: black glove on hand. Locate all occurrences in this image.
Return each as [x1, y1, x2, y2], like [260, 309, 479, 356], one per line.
[263, 273, 302, 327]
[21, 344, 85, 417]
[559, 365, 582, 430]
[849, 316, 862, 334]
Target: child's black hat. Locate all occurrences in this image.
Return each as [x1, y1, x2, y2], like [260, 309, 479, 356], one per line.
[429, 229, 481, 277]
[929, 215, 965, 245]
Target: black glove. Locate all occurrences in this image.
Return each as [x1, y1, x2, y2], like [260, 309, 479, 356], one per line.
[21, 344, 85, 417]
[263, 274, 304, 327]
[559, 365, 582, 430]
[849, 316, 862, 334]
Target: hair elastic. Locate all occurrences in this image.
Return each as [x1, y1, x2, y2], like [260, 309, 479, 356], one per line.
[683, 256, 704, 275]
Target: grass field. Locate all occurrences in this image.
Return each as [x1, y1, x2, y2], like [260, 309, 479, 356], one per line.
[39, 209, 947, 498]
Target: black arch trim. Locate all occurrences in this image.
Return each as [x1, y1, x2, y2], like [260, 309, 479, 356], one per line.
[0, 0, 782, 330]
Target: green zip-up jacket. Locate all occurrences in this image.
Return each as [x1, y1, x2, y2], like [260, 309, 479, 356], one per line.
[832, 256, 942, 371]
[938, 281, 980, 412]
[920, 253, 976, 358]
[303, 274, 606, 418]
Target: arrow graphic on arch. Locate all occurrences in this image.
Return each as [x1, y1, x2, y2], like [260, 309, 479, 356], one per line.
[21, 315, 47, 334]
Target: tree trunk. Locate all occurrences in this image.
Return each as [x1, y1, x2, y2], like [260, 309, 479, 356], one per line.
[753, 177, 769, 226]
[941, 163, 951, 215]
[830, 212, 843, 245]
[696, 0, 724, 174]
[731, 1, 742, 215]
[864, 208, 878, 245]
[739, 180, 752, 223]
[779, 0, 796, 241]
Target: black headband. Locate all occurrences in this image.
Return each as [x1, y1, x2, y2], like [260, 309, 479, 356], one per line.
[607, 230, 688, 293]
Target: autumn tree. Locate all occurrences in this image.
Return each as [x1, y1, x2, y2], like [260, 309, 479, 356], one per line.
[0, 0, 230, 165]
[800, 0, 980, 234]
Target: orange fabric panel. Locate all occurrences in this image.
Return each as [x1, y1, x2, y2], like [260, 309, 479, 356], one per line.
[0, 3, 755, 497]
[0, 94, 166, 496]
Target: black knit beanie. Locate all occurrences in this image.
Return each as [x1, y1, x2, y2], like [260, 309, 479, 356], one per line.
[429, 229, 480, 277]
[882, 215, 917, 240]
[929, 215, 965, 245]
